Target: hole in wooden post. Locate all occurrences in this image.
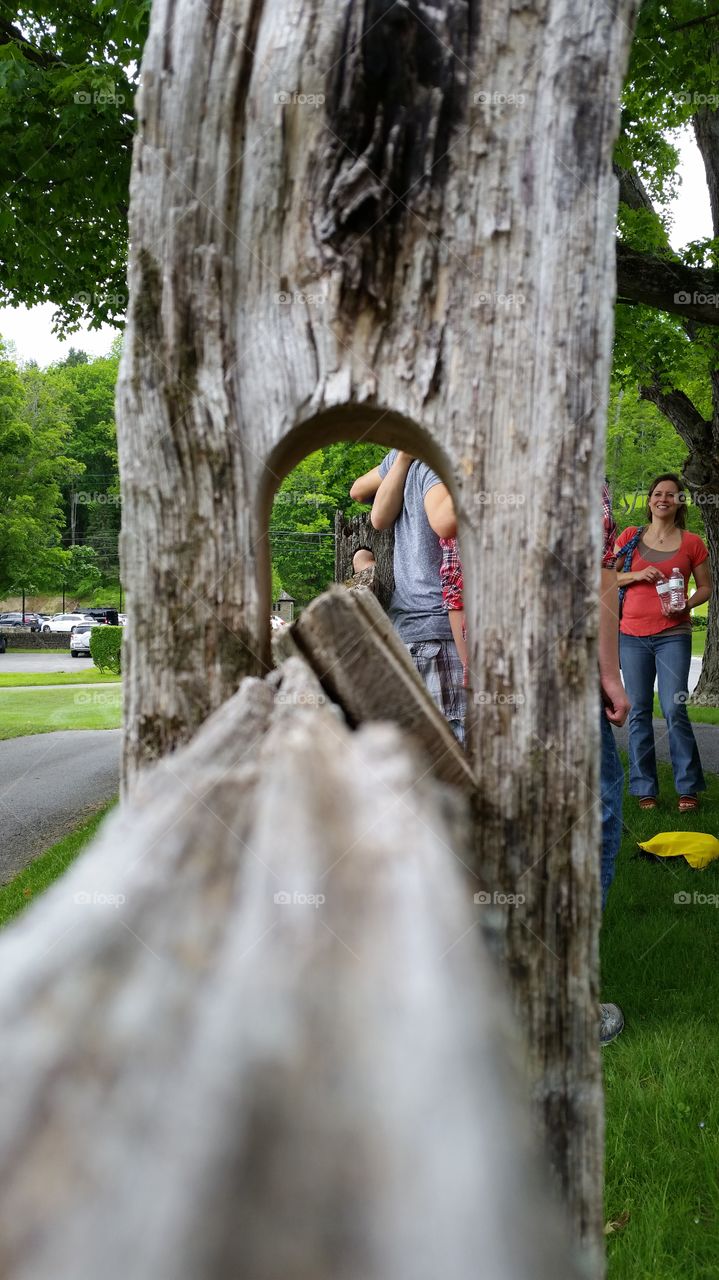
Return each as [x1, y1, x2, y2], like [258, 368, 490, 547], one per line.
[260, 408, 473, 754]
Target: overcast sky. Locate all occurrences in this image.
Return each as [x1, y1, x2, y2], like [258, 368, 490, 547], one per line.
[0, 128, 711, 368]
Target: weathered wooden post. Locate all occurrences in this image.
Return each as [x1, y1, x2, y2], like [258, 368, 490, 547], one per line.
[114, 0, 638, 1262]
[334, 509, 394, 608]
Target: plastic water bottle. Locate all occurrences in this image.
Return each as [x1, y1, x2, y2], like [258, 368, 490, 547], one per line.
[668, 567, 685, 613]
[656, 579, 671, 617]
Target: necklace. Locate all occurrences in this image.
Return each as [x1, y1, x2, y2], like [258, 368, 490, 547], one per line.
[653, 524, 675, 546]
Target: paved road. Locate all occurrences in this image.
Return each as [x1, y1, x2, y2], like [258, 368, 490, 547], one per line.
[0, 730, 121, 884]
[0, 653, 94, 674]
[615, 718, 719, 777]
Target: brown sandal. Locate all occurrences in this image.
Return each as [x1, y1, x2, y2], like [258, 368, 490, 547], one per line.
[638, 797, 658, 810]
[678, 795, 699, 813]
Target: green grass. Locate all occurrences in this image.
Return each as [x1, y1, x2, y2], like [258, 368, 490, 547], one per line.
[0, 801, 117, 928]
[692, 628, 706, 657]
[0, 685, 122, 739]
[603, 760, 719, 1278]
[6, 647, 70, 654]
[0, 670, 121, 688]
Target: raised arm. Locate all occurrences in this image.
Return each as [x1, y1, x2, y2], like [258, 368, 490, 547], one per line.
[349, 466, 383, 504]
[424, 483, 457, 538]
[370, 452, 414, 530]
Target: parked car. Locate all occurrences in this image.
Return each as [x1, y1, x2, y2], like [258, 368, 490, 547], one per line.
[41, 613, 94, 634]
[0, 611, 42, 631]
[70, 621, 106, 656]
[83, 607, 120, 626]
[0, 612, 24, 628]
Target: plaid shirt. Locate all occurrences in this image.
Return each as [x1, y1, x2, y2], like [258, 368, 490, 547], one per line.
[439, 537, 464, 611]
[602, 482, 617, 570]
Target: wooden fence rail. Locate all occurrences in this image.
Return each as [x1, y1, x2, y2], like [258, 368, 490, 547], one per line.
[0, 651, 578, 1279]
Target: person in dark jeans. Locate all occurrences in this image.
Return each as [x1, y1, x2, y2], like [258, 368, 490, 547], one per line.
[600, 484, 631, 1044]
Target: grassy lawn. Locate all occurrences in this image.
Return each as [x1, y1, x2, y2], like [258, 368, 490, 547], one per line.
[0, 801, 116, 929]
[0, 670, 120, 688]
[692, 629, 706, 657]
[0, 685, 122, 739]
[6, 647, 70, 654]
[603, 758, 719, 1278]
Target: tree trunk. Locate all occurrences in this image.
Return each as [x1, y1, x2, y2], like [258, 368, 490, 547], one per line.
[116, 0, 637, 1261]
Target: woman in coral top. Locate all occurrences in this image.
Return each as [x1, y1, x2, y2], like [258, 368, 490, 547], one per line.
[615, 474, 712, 812]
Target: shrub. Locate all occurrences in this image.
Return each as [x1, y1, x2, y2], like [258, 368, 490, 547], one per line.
[90, 625, 122, 675]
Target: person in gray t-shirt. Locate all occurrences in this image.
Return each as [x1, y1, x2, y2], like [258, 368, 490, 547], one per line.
[351, 449, 466, 743]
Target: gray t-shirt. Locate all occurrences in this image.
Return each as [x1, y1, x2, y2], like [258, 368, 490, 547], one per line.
[378, 451, 453, 642]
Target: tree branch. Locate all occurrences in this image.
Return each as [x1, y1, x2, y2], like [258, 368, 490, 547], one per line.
[0, 19, 65, 69]
[617, 241, 719, 325]
[634, 384, 706, 465]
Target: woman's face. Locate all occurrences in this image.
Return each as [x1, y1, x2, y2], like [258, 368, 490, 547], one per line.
[649, 481, 681, 520]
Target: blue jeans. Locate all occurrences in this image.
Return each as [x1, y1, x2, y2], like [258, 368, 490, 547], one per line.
[600, 711, 624, 909]
[619, 631, 705, 797]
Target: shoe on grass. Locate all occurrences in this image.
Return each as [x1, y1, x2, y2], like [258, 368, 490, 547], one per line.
[600, 1002, 624, 1046]
[638, 797, 657, 810]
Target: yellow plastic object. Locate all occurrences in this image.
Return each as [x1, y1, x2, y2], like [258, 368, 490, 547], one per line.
[638, 831, 719, 871]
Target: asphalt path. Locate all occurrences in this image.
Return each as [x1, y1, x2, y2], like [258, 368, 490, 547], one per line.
[0, 653, 95, 674]
[0, 730, 121, 884]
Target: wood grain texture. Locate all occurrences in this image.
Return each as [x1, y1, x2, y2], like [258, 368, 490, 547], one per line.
[115, 0, 639, 1258]
[0, 658, 579, 1280]
[292, 584, 474, 790]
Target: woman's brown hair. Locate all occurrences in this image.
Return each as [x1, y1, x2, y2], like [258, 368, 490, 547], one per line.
[646, 473, 687, 529]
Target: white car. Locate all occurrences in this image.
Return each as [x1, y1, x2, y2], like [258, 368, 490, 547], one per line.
[70, 621, 107, 656]
[41, 612, 94, 634]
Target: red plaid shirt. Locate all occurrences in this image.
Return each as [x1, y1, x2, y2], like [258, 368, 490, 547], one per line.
[439, 537, 464, 611]
[602, 482, 617, 569]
